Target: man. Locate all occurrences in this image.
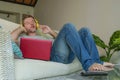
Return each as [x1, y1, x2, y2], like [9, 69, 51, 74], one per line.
[11, 15, 114, 71]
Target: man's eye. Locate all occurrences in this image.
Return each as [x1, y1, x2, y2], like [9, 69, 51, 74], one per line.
[24, 23, 30, 25]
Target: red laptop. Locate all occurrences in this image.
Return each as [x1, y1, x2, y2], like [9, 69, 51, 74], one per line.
[20, 38, 52, 61]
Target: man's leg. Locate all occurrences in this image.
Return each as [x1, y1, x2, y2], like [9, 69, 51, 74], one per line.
[78, 27, 103, 64]
[78, 27, 114, 71]
[50, 23, 75, 64]
[51, 23, 95, 71]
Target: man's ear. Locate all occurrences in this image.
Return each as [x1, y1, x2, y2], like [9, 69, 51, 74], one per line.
[34, 19, 39, 29]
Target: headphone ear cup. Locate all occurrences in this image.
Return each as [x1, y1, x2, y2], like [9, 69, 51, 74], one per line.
[35, 19, 39, 29]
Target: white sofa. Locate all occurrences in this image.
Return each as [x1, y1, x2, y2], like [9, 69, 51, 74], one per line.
[1, 18, 120, 80]
[0, 18, 82, 80]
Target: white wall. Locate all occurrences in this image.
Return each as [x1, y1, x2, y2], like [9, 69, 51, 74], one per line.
[0, 1, 34, 23]
[34, 0, 120, 54]
[34, 0, 120, 44]
[0, 0, 120, 55]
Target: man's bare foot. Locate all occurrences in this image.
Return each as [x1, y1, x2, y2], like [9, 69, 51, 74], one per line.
[103, 62, 114, 68]
[103, 66, 114, 71]
[88, 63, 105, 71]
[88, 63, 114, 72]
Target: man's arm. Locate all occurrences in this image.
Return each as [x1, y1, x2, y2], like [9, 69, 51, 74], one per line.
[11, 26, 26, 43]
[49, 30, 57, 38]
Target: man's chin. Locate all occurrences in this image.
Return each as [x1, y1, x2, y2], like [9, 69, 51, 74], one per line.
[31, 31, 36, 33]
[27, 30, 36, 33]
[28, 30, 36, 33]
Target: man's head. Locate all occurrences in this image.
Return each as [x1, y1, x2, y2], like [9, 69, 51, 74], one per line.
[22, 15, 37, 33]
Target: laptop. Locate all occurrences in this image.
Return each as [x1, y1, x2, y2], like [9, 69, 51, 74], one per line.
[20, 37, 52, 61]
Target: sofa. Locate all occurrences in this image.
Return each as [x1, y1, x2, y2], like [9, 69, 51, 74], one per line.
[0, 18, 82, 80]
[1, 18, 120, 80]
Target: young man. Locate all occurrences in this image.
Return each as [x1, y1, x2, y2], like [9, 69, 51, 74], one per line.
[11, 15, 114, 71]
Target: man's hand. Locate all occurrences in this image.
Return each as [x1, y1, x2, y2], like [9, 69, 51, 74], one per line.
[20, 25, 27, 33]
[11, 25, 27, 43]
[40, 25, 57, 38]
[40, 25, 52, 34]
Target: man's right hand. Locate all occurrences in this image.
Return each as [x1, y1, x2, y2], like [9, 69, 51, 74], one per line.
[11, 25, 27, 43]
[20, 25, 27, 33]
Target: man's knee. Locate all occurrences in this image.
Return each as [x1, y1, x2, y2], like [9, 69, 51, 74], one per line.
[63, 23, 76, 30]
[78, 27, 91, 35]
[80, 27, 90, 32]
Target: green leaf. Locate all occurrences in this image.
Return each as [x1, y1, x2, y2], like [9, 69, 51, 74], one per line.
[100, 56, 110, 62]
[109, 30, 120, 49]
[93, 30, 120, 62]
[113, 38, 120, 45]
[92, 34, 108, 49]
[114, 45, 120, 51]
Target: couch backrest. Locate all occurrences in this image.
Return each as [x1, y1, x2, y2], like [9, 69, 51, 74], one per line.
[0, 18, 19, 33]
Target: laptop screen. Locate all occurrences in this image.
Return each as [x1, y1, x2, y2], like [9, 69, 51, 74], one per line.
[20, 38, 52, 60]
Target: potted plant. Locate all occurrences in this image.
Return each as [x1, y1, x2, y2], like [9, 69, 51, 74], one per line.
[92, 30, 120, 62]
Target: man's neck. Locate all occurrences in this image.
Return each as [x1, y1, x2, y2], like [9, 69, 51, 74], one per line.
[28, 32, 36, 36]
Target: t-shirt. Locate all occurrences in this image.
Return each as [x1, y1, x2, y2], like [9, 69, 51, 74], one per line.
[18, 28, 54, 46]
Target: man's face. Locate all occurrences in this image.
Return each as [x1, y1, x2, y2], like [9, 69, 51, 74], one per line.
[23, 17, 36, 33]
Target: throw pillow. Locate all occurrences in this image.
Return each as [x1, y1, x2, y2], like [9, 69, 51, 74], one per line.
[11, 41, 23, 59]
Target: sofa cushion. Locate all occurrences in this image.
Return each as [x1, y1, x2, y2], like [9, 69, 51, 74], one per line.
[0, 18, 19, 33]
[15, 58, 82, 80]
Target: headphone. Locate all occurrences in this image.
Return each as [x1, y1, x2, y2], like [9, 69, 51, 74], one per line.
[34, 19, 39, 29]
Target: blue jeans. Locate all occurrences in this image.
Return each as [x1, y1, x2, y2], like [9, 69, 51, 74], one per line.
[50, 23, 103, 71]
